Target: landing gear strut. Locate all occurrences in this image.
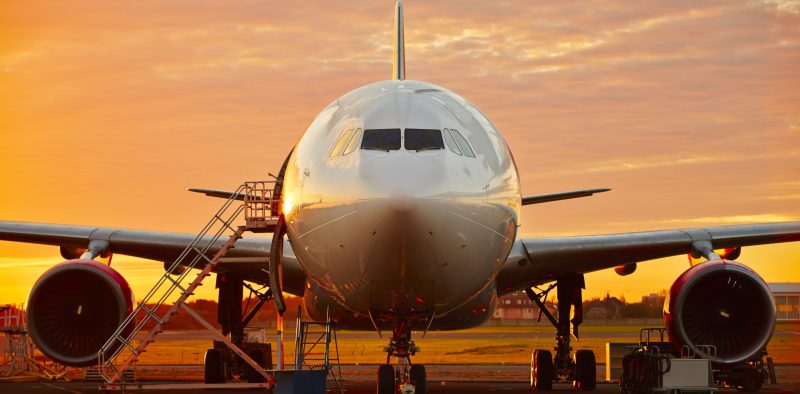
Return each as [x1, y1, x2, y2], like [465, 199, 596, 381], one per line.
[527, 275, 596, 391]
[203, 274, 273, 383]
[377, 315, 427, 394]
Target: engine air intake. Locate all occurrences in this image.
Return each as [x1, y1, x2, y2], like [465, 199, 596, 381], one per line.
[664, 260, 776, 365]
[26, 260, 134, 367]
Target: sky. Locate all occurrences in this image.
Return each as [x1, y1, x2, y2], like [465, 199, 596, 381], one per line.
[1, 0, 799, 305]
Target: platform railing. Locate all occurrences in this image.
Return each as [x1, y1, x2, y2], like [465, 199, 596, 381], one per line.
[243, 180, 279, 232]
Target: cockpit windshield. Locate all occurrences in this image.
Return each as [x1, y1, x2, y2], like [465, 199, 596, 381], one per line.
[362, 129, 401, 151]
[404, 129, 444, 151]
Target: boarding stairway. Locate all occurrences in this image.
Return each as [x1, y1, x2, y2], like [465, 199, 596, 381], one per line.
[293, 310, 343, 392]
[97, 181, 279, 386]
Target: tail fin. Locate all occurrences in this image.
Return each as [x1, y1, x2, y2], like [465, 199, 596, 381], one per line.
[392, 0, 405, 80]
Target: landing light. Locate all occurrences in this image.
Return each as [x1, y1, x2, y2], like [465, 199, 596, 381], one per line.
[282, 195, 295, 216]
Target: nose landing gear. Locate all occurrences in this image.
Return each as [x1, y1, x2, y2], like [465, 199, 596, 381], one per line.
[527, 275, 597, 391]
[376, 316, 427, 394]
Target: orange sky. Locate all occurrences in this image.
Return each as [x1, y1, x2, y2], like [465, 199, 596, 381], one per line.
[1, 1, 799, 305]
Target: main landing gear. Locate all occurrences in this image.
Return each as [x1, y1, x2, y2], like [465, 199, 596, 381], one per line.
[527, 274, 596, 391]
[203, 274, 274, 384]
[377, 316, 427, 394]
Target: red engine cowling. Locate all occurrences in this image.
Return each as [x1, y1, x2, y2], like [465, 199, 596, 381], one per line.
[26, 259, 135, 367]
[664, 259, 776, 365]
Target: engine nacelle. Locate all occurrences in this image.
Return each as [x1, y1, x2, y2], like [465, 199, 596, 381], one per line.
[614, 263, 637, 276]
[664, 259, 776, 365]
[27, 259, 135, 367]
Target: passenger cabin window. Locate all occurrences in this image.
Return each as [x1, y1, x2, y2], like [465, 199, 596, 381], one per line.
[443, 128, 462, 155]
[343, 128, 362, 155]
[449, 129, 476, 158]
[362, 129, 401, 151]
[404, 129, 444, 151]
[329, 129, 355, 157]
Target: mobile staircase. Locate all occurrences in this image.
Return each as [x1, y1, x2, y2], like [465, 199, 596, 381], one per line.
[297, 309, 343, 391]
[271, 308, 343, 394]
[97, 181, 279, 390]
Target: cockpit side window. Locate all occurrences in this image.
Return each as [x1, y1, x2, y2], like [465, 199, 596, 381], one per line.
[343, 128, 362, 155]
[362, 129, 401, 151]
[450, 129, 476, 158]
[404, 129, 444, 151]
[443, 128, 462, 155]
[329, 128, 355, 157]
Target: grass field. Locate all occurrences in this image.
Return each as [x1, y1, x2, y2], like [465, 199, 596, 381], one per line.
[132, 322, 800, 366]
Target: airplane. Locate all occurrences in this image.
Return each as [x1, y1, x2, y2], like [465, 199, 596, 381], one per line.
[1, 1, 799, 393]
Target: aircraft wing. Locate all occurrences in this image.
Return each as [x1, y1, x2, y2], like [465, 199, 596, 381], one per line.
[521, 188, 610, 205]
[0, 220, 306, 294]
[496, 221, 800, 295]
[187, 188, 246, 201]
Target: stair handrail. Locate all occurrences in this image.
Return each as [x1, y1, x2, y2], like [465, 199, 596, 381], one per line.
[97, 184, 249, 381]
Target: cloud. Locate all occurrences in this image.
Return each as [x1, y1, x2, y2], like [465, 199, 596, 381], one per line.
[761, 0, 800, 14]
[610, 213, 800, 228]
[1, 0, 798, 301]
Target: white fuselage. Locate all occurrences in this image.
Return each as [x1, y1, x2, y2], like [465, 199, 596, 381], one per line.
[282, 80, 521, 319]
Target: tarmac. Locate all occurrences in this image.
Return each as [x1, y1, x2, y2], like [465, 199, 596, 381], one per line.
[1, 365, 799, 393]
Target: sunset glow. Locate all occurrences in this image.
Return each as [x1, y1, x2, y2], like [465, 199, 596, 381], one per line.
[1, 1, 798, 304]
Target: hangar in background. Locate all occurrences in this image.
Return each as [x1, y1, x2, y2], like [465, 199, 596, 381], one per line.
[771, 283, 800, 321]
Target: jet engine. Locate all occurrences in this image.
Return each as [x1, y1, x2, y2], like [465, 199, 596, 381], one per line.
[664, 259, 776, 365]
[26, 259, 135, 367]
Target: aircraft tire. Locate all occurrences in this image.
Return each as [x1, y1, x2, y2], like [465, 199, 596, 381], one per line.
[204, 348, 225, 384]
[574, 349, 596, 391]
[410, 364, 426, 394]
[736, 370, 763, 393]
[531, 349, 554, 391]
[377, 364, 395, 394]
[245, 348, 268, 383]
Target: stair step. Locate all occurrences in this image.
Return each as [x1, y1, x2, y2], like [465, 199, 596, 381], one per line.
[84, 369, 134, 382]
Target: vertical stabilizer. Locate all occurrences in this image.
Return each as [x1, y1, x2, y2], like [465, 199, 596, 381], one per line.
[392, 0, 405, 80]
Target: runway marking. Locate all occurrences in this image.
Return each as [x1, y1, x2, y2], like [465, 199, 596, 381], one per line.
[43, 383, 83, 394]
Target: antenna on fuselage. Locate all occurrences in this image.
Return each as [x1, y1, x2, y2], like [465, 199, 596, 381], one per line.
[392, 0, 405, 80]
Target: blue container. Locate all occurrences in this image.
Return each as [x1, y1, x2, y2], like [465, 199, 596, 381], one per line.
[274, 370, 327, 394]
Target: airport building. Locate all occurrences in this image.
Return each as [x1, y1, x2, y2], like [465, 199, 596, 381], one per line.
[770, 282, 800, 321]
[492, 291, 556, 321]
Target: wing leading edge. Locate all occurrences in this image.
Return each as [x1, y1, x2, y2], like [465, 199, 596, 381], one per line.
[497, 221, 800, 295]
[0, 220, 306, 295]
